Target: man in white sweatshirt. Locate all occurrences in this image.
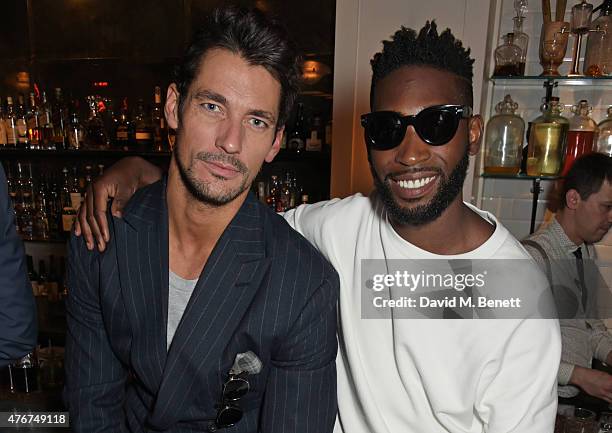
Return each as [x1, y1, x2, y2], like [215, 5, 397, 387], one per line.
[75, 21, 561, 433]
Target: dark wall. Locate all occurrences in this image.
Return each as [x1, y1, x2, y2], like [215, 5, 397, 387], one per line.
[0, 0, 335, 100]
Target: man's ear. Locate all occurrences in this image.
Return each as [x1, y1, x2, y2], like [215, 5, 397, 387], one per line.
[165, 84, 180, 130]
[265, 127, 284, 163]
[565, 189, 581, 210]
[467, 114, 483, 156]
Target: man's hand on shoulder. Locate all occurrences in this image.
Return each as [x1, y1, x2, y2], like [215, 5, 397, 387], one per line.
[570, 365, 612, 403]
[75, 156, 162, 252]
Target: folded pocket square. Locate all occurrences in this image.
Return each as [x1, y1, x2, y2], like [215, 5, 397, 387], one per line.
[231, 351, 262, 375]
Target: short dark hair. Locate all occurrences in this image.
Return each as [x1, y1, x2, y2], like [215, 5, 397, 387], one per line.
[175, 6, 301, 128]
[369, 21, 475, 110]
[563, 153, 612, 205]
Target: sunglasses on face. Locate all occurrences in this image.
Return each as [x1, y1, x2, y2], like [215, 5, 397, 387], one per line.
[215, 372, 250, 429]
[360, 104, 473, 150]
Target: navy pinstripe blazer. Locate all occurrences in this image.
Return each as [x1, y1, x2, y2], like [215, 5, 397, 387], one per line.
[64, 178, 339, 433]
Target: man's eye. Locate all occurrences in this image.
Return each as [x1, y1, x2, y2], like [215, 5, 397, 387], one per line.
[202, 103, 221, 112]
[249, 118, 268, 129]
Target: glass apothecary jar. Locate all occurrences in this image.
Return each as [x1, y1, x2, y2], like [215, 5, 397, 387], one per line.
[494, 33, 523, 76]
[597, 106, 612, 156]
[484, 95, 525, 175]
[562, 100, 598, 175]
[584, 0, 612, 76]
[526, 97, 569, 176]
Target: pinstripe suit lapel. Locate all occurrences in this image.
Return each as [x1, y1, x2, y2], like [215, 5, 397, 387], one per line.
[148, 194, 269, 430]
[114, 180, 169, 394]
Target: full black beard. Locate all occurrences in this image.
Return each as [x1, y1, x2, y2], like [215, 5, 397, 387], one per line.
[372, 149, 470, 226]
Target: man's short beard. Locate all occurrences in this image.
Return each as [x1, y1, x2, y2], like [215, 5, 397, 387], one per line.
[372, 149, 470, 226]
[174, 139, 250, 206]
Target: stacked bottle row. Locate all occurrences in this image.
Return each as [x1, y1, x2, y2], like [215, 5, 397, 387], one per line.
[0, 86, 170, 152]
[253, 171, 310, 213]
[484, 95, 612, 176]
[4, 161, 104, 240]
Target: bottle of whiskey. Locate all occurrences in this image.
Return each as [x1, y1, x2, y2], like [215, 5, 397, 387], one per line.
[134, 99, 153, 150]
[16, 94, 30, 148]
[114, 97, 133, 150]
[52, 88, 68, 150]
[67, 111, 85, 150]
[152, 86, 166, 152]
[38, 91, 55, 149]
[5, 97, 19, 147]
[26, 92, 42, 150]
[84, 96, 108, 149]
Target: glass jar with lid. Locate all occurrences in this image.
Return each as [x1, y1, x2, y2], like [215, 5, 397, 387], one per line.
[562, 100, 598, 175]
[526, 97, 570, 176]
[494, 33, 523, 76]
[584, 0, 612, 76]
[484, 95, 525, 175]
[597, 106, 612, 156]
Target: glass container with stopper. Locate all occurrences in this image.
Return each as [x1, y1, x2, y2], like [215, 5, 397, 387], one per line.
[526, 97, 569, 176]
[568, 0, 594, 76]
[584, 0, 612, 75]
[84, 96, 109, 149]
[562, 99, 597, 175]
[494, 33, 523, 76]
[512, 16, 530, 75]
[596, 106, 612, 156]
[484, 95, 525, 174]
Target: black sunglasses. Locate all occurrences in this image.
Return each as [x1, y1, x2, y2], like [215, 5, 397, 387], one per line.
[360, 104, 472, 150]
[215, 372, 250, 429]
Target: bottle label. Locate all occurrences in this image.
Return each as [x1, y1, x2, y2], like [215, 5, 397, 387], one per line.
[116, 131, 129, 140]
[135, 131, 152, 140]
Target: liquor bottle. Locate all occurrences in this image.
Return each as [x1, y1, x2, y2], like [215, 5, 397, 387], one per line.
[584, 0, 612, 76]
[287, 103, 305, 153]
[18, 163, 35, 239]
[46, 177, 61, 238]
[84, 96, 108, 149]
[12, 163, 25, 231]
[38, 91, 54, 149]
[484, 95, 525, 175]
[0, 97, 8, 146]
[152, 86, 167, 152]
[305, 116, 323, 152]
[115, 97, 133, 150]
[493, 33, 523, 76]
[134, 99, 153, 150]
[562, 100, 597, 175]
[26, 92, 42, 149]
[5, 96, 19, 147]
[597, 106, 612, 156]
[280, 171, 293, 211]
[16, 94, 30, 148]
[33, 182, 51, 240]
[526, 97, 570, 176]
[266, 175, 281, 211]
[67, 111, 85, 150]
[52, 88, 68, 150]
[70, 166, 83, 210]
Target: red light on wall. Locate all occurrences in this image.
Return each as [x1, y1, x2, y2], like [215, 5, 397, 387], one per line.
[93, 81, 109, 87]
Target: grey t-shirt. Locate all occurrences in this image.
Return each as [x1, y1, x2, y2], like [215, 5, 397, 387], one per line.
[167, 271, 198, 350]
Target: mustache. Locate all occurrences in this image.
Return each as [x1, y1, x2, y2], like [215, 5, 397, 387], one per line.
[195, 152, 248, 174]
[385, 166, 443, 181]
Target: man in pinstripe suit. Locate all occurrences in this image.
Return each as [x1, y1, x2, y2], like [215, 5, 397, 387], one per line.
[64, 7, 339, 433]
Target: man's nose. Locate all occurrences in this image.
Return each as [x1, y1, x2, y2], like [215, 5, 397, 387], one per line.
[394, 126, 431, 165]
[216, 118, 244, 154]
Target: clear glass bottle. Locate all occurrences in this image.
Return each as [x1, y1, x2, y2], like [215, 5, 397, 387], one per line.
[484, 95, 525, 175]
[38, 91, 54, 149]
[526, 97, 570, 176]
[584, 0, 612, 76]
[494, 33, 523, 76]
[114, 97, 133, 150]
[67, 111, 84, 150]
[596, 106, 612, 156]
[512, 16, 529, 75]
[52, 88, 68, 150]
[562, 100, 597, 175]
[134, 99, 153, 151]
[5, 96, 18, 147]
[26, 92, 41, 150]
